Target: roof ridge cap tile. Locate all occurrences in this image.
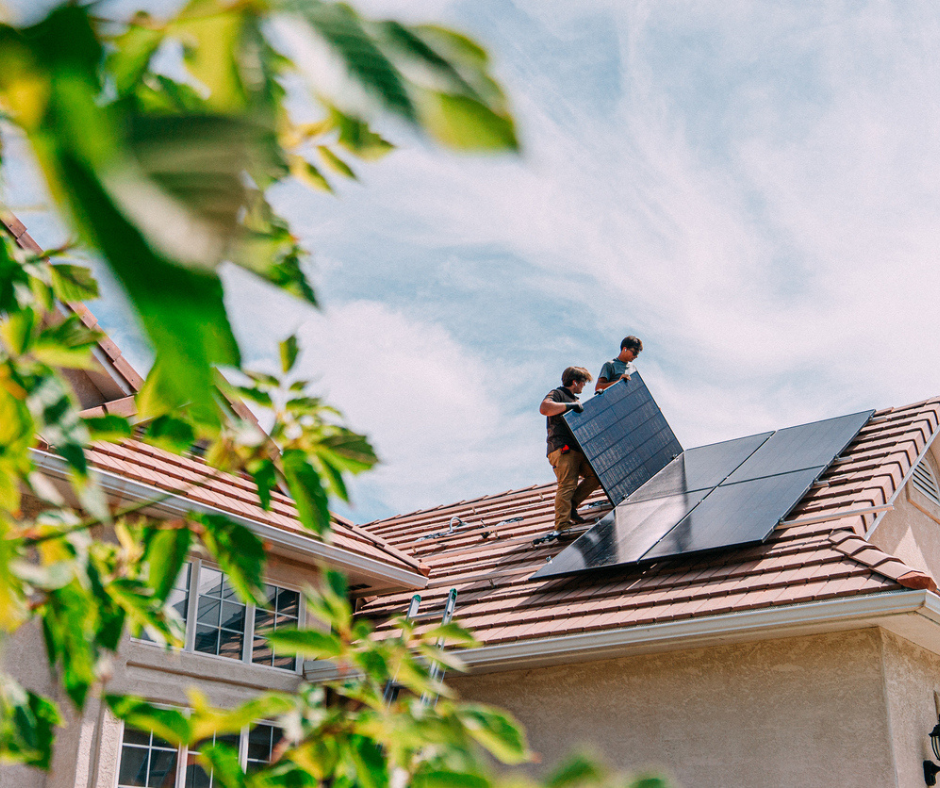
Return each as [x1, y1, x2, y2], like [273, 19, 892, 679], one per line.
[826, 529, 938, 591]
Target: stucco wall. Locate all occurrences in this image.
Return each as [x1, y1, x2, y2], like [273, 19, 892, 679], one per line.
[881, 630, 940, 788]
[449, 629, 896, 788]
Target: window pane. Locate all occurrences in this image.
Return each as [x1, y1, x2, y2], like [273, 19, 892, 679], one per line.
[194, 625, 220, 656]
[118, 745, 149, 787]
[220, 601, 245, 631]
[148, 748, 178, 787]
[217, 629, 244, 660]
[246, 724, 280, 773]
[197, 598, 221, 627]
[195, 567, 246, 661]
[276, 589, 299, 617]
[123, 727, 152, 747]
[198, 567, 223, 597]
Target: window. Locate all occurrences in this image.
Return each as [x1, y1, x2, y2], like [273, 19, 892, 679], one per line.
[252, 585, 300, 671]
[136, 560, 302, 673]
[117, 722, 282, 787]
[118, 727, 179, 787]
[194, 567, 246, 660]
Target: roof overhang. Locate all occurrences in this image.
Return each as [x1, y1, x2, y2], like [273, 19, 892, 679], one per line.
[31, 449, 428, 593]
[304, 589, 940, 681]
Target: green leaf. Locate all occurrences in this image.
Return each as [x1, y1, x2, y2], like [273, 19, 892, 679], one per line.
[418, 92, 518, 151]
[0, 676, 61, 770]
[317, 145, 356, 179]
[456, 705, 529, 765]
[106, 695, 191, 746]
[33, 315, 101, 369]
[199, 741, 246, 788]
[250, 458, 277, 510]
[198, 514, 266, 605]
[49, 264, 99, 302]
[281, 450, 330, 535]
[265, 628, 344, 660]
[82, 414, 133, 442]
[143, 527, 191, 601]
[332, 110, 393, 160]
[286, 1, 415, 121]
[144, 415, 197, 454]
[348, 734, 388, 788]
[289, 154, 333, 193]
[545, 754, 607, 788]
[280, 334, 299, 374]
[107, 13, 166, 97]
[412, 771, 489, 788]
[172, 0, 250, 112]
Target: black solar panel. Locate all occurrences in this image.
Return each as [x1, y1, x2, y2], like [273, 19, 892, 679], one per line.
[723, 411, 873, 484]
[640, 467, 823, 560]
[564, 373, 683, 505]
[626, 432, 773, 503]
[533, 408, 875, 580]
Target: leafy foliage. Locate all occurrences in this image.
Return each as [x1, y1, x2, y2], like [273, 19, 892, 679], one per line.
[0, 1, 664, 787]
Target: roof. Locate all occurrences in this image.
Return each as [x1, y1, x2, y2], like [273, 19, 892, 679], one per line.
[356, 398, 940, 649]
[34, 439, 429, 591]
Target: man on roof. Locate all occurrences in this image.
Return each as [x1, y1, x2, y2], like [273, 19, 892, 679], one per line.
[539, 366, 601, 535]
[595, 335, 643, 393]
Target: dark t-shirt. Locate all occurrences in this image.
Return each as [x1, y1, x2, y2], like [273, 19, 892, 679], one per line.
[545, 386, 579, 456]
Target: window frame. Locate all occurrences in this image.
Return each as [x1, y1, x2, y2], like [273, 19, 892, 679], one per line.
[114, 715, 284, 788]
[133, 557, 305, 675]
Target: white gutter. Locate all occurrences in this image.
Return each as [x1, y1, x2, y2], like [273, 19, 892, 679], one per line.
[304, 589, 940, 681]
[31, 449, 427, 592]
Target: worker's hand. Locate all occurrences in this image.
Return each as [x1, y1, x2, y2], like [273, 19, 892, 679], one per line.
[621, 373, 632, 382]
[566, 401, 584, 413]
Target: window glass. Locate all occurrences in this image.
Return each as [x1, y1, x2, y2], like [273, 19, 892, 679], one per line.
[117, 727, 179, 788]
[194, 567, 246, 660]
[184, 731, 240, 788]
[252, 585, 299, 670]
[245, 723, 281, 773]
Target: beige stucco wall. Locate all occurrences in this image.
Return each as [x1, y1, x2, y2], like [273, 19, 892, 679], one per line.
[881, 629, 940, 788]
[449, 629, 901, 788]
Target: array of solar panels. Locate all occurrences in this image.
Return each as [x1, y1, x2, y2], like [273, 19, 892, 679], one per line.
[533, 408, 874, 579]
[562, 374, 683, 505]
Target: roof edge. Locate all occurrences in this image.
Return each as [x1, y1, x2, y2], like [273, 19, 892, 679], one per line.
[305, 589, 940, 681]
[32, 448, 428, 593]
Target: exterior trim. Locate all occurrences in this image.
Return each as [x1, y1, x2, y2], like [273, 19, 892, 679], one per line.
[32, 449, 428, 592]
[304, 589, 940, 681]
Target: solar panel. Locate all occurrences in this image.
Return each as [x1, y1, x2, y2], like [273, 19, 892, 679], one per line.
[640, 467, 823, 560]
[564, 373, 683, 505]
[531, 489, 711, 577]
[533, 408, 874, 580]
[723, 410, 873, 484]
[625, 432, 773, 503]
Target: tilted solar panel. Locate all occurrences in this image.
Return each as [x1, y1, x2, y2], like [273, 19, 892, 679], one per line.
[564, 373, 683, 505]
[532, 408, 875, 580]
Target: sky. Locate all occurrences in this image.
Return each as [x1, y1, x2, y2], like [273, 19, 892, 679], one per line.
[6, 0, 940, 523]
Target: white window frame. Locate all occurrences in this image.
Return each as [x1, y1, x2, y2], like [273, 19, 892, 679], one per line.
[134, 557, 305, 675]
[114, 715, 284, 788]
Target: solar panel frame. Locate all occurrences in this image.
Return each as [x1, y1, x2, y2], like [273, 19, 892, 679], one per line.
[564, 373, 683, 505]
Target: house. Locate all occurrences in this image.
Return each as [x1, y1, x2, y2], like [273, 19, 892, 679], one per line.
[0, 214, 430, 788]
[348, 398, 940, 788]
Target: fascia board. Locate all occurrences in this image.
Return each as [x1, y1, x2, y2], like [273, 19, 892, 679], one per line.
[31, 449, 427, 591]
[304, 589, 939, 681]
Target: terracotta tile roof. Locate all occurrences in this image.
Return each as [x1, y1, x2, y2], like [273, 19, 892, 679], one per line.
[357, 399, 940, 647]
[81, 439, 427, 579]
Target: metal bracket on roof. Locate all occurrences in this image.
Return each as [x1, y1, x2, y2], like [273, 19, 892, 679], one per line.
[417, 516, 470, 542]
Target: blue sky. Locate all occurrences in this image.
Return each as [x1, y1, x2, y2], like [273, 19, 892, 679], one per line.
[6, 0, 940, 523]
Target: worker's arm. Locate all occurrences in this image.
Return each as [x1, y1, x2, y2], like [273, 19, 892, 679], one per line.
[595, 377, 612, 393]
[540, 397, 582, 416]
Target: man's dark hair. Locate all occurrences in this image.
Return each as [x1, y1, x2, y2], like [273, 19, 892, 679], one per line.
[562, 366, 593, 387]
[621, 335, 643, 353]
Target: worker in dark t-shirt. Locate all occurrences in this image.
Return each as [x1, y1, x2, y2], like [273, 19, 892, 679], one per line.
[539, 366, 601, 534]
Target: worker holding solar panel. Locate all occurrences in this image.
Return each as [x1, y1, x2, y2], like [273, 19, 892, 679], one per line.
[539, 366, 602, 537]
[595, 336, 643, 393]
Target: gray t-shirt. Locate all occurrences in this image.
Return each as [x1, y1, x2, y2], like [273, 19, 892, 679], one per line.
[599, 358, 637, 384]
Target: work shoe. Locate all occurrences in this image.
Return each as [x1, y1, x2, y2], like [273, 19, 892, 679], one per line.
[569, 508, 588, 524]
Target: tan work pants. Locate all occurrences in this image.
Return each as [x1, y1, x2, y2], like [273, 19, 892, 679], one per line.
[547, 448, 601, 531]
